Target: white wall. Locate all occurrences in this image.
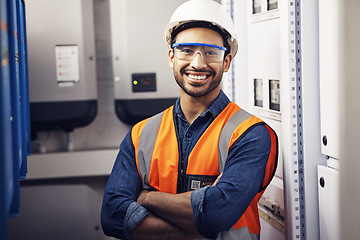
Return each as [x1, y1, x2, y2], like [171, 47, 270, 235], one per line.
[340, 1, 360, 239]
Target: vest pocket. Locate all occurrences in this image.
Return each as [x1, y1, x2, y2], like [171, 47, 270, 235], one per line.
[185, 174, 219, 191]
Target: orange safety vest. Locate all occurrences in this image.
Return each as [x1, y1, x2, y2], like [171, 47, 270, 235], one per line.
[131, 102, 278, 240]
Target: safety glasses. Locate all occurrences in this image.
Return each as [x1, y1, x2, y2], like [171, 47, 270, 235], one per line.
[172, 43, 227, 63]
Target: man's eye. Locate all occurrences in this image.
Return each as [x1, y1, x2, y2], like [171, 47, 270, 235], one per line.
[180, 48, 193, 54]
[206, 50, 218, 56]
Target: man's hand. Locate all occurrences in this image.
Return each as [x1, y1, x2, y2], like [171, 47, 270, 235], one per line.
[133, 189, 202, 239]
[136, 189, 200, 236]
[131, 212, 199, 240]
[137, 189, 150, 205]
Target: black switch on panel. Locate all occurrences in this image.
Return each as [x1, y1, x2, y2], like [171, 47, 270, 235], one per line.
[132, 73, 156, 92]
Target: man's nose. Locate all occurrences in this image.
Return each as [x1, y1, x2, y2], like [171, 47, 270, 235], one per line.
[190, 51, 207, 69]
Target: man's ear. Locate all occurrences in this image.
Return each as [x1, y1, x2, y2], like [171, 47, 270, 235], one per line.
[168, 49, 175, 69]
[223, 53, 233, 72]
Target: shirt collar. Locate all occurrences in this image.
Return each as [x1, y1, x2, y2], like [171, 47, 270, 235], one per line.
[174, 90, 230, 120]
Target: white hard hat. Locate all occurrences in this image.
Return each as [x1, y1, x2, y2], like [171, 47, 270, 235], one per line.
[164, 0, 238, 57]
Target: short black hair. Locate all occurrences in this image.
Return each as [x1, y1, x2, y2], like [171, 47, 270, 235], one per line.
[170, 21, 231, 57]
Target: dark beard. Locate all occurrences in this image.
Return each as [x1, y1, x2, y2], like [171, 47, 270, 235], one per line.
[173, 67, 223, 98]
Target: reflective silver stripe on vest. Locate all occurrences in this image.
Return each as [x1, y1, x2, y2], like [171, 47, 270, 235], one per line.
[218, 108, 253, 172]
[196, 226, 260, 240]
[137, 111, 164, 189]
[218, 227, 260, 240]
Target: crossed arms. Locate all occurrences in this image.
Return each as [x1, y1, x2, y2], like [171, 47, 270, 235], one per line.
[132, 174, 223, 240]
[101, 125, 271, 240]
[132, 189, 200, 240]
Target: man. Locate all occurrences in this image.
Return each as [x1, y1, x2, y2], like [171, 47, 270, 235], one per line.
[101, 0, 278, 240]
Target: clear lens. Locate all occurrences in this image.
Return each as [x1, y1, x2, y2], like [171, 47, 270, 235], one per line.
[172, 43, 226, 63]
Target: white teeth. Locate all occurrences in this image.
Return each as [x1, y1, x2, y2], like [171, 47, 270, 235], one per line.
[188, 74, 208, 80]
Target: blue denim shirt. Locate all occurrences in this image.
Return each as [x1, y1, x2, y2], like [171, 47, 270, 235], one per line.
[101, 90, 271, 240]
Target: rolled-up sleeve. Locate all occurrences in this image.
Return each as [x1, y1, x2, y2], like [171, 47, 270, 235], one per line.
[190, 124, 271, 239]
[101, 131, 149, 240]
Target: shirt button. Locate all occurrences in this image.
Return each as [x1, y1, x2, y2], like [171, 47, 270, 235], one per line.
[185, 132, 192, 138]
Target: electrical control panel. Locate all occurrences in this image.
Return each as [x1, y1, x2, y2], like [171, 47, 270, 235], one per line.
[248, 0, 281, 122]
[26, 0, 97, 133]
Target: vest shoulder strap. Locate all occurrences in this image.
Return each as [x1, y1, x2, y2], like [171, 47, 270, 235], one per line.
[218, 108, 253, 172]
[137, 110, 165, 189]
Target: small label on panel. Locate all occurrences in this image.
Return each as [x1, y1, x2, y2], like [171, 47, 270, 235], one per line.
[267, 0, 278, 11]
[269, 79, 280, 111]
[252, 0, 261, 14]
[55, 45, 80, 85]
[254, 78, 263, 107]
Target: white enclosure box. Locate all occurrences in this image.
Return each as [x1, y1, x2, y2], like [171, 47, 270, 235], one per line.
[26, 0, 97, 132]
[319, 0, 340, 161]
[248, 3, 281, 122]
[109, 0, 186, 124]
[317, 165, 340, 240]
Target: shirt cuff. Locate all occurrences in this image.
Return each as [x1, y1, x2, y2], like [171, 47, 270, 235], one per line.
[191, 186, 218, 239]
[124, 201, 150, 240]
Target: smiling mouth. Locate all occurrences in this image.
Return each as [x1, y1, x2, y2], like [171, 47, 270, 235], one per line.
[187, 74, 209, 80]
[180, 68, 214, 85]
[183, 69, 213, 82]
